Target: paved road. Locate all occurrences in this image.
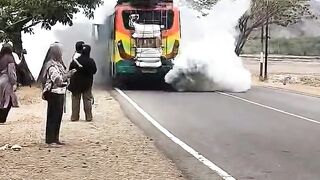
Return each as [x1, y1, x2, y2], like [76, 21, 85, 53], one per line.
[121, 87, 320, 180]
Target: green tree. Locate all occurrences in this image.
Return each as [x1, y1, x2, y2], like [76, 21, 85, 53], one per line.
[0, 0, 103, 54]
[189, 0, 314, 55]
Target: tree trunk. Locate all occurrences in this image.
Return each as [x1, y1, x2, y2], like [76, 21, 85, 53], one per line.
[235, 15, 249, 56]
[234, 26, 254, 56]
[235, 31, 249, 56]
[8, 30, 23, 57]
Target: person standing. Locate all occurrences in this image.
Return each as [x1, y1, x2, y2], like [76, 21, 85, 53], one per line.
[42, 43, 76, 146]
[7, 42, 34, 87]
[68, 44, 97, 122]
[0, 44, 18, 124]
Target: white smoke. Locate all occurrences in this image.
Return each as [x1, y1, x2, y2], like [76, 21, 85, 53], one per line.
[22, 25, 63, 79]
[166, 0, 252, 92]
[22, 0, 117, 80]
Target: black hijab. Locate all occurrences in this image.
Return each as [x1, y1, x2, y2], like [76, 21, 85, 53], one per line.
[0, 44, 15, 71]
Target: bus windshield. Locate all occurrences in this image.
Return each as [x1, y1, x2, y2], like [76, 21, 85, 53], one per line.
[122, 10, 174, 30]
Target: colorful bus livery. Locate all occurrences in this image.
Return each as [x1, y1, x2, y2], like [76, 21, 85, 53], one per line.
[108, 0, 181, 85]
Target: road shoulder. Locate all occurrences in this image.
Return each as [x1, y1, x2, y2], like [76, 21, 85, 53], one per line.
[252, 76, 320, 98]
[0, 86, 184, 180]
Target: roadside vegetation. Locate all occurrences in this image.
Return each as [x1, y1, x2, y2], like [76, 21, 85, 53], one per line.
[243, 36, 320, 56]
[191, 0, 315, 55]
[0, 0, 102, 54]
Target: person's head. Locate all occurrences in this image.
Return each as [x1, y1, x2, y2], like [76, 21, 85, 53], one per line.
[0, 43, 13, 56]
[82, 44, 91, 57]
[0, 44, 14, 64]
[48, 43, 63, 62]
[75, 41, 85, 53]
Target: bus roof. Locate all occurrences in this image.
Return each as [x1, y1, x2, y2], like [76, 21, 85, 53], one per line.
[116, 0, 173, 7]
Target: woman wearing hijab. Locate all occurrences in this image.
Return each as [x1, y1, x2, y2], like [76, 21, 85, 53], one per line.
[0, 44, 18, 124]
[42, 43, 76, 146]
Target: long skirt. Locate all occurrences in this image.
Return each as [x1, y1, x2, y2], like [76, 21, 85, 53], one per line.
[0, 100, 12, 123]
[45, 92, 64, 144]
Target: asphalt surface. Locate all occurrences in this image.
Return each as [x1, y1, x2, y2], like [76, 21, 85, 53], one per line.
[120, 87, 320, 180]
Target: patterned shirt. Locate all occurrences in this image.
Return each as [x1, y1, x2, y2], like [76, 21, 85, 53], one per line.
[43, 60, 67, 95]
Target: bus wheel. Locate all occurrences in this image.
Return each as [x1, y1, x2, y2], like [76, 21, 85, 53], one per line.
[112, 76, 126, 89]
[162, 81, 176, 92]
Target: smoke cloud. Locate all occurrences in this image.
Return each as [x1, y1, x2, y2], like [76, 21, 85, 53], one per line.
[166, 0, 252, 92]
[22, 0, 252, 91]
[22, 0, 117, 86]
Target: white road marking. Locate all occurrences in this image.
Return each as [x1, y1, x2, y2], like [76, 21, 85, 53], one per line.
[115, 88, 236, 180]
[219, 92, 320, 125]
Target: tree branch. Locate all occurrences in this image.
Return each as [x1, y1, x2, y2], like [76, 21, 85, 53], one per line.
[4, 17, 32, 30]
[22, 20, 42, 31]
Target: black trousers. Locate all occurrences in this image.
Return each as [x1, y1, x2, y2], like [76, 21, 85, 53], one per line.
[0, 101, 12, 123]
[46, 92, 64, 144]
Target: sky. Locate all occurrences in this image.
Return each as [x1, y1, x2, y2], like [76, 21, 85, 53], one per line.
[8, 0, 320, 79]
[22, 0, 116, 79]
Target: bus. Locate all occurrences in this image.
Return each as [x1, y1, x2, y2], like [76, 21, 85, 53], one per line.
[98, 0, 181, 86]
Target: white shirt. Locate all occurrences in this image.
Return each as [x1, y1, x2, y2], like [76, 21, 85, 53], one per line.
[12, 52, 21, 65]
[73, 52, 81, 61]
[72, 52, 82, 68]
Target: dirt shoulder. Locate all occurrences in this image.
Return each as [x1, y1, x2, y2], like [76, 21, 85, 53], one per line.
[243, 58, 320, 97]
[0, 86, 184, 180]
[251, 75, 320, 97]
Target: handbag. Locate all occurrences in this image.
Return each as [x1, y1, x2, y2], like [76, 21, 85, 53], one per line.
[42, 81, 52, 101]
[41, 65, 54, 101]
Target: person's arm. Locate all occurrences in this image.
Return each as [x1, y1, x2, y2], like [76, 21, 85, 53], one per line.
[72, 52, 80, 61]
[12, 53, 21, 65]
[90, 59, 97, 75]
[72, 53, 83, 68]
[48, 66, 66, 86]
[7, 63, 17, 86]
[69, 61, 77, 70]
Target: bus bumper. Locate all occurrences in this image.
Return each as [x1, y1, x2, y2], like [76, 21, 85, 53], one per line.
[115, 59, 173, 77]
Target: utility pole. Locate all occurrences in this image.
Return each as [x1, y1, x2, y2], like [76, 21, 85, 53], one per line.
[264, 0, 269, 81]
[259, 25, 264, 81]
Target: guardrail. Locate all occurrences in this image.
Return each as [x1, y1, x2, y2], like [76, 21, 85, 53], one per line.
[240, 54, 320, 62]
